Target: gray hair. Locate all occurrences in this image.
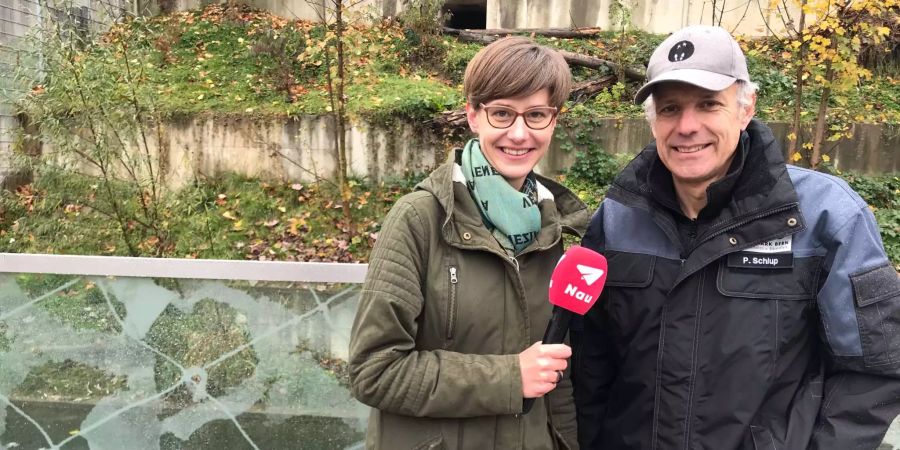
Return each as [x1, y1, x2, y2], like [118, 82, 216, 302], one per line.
[642, 80, 759, 124]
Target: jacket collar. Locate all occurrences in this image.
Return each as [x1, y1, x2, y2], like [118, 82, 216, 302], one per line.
[416, 149, 590, 253]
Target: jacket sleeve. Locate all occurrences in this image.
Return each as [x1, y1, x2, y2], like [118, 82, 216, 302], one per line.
[809, 204, 900, 449]
[572, 203, 619, 449]
[348, 197, 524, 418]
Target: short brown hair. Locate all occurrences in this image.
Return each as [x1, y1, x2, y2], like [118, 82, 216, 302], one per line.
[463, 36, 571, 109]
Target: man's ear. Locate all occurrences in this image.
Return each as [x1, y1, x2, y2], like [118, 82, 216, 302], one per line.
[465, 103, 479, 134]
[740, 91, 757, 129]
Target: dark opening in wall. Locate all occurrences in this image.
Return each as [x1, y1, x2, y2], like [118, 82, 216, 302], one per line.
[444, 3, 487, 29]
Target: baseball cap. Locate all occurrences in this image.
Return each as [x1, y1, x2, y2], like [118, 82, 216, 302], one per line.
[633, 25, 750, 104]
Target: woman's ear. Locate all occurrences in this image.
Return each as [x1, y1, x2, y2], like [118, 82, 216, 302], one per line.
[465, 103, 479, 134]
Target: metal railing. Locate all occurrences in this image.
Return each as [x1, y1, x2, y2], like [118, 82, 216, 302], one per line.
[0, 253, 369, 450]
[0, 252, 368, 282]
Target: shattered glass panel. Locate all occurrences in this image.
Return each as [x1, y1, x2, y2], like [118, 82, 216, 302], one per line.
[0, 273, 367, 449]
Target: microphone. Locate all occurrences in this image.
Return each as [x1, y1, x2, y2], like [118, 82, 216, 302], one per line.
[522, 245, 607, 414]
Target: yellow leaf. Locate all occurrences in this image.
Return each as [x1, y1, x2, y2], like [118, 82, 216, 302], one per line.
[787, 132, 797, 141]
[791, 152, 802, 162]
[222, 211, 238, 221]
[877, 26, 890, 37]
[232, 220, 244, 231]
[822, 154, 831, 162]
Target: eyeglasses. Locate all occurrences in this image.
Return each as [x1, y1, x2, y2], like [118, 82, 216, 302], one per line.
[479, 103, 559, 130]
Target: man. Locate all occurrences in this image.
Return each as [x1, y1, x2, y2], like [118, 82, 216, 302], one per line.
[572, 25, 900, 449]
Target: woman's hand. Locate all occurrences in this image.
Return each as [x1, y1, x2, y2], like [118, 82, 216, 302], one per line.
[518, 341, 571, 398]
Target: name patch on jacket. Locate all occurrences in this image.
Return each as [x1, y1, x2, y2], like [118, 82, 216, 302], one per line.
[728, 236, 794, 269]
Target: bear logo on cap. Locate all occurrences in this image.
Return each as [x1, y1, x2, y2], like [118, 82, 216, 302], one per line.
[668, 41, 694, 62]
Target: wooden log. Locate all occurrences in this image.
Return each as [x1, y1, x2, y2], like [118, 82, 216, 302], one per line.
[442, 27, 603, 39]
[556, 50, 645, 82]
[448, 31, 646, 82]
[569, 75, 618, 103]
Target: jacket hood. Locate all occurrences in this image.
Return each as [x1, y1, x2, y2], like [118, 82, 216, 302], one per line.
[607, 118, 799, 220]
[416, 150, 590, 247]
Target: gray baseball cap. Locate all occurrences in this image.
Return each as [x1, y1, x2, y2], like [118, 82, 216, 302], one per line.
[633, 25, 750, 104]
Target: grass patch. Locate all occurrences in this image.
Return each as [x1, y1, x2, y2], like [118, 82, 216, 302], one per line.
[15, 274, 126, 333]
[12, 360, 127, 401]
[146, 298, 258, 409]
[0, 171, 414, 261]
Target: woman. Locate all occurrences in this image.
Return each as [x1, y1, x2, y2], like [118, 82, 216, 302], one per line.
[348, 37, 589, 450]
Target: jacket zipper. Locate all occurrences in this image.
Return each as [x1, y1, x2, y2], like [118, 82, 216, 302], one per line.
[446, 266, 458, 340]
[696, 203, 799, 246]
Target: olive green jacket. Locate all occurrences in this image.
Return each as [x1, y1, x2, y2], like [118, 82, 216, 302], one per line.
[349, 151, 590, 450]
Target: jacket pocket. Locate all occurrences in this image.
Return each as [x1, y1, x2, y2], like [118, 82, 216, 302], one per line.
[604, 251, 655, 288]
[717, 255, 822, 300]
[446, 265, 458, 341]
[851, 263, 900, 368]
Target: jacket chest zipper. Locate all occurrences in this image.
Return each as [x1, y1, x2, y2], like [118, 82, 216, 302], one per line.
[446, 266, 458, 340]
[672, 203, 801, 288]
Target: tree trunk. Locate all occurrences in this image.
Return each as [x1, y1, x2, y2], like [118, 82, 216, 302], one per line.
[810, 48, 836, 170]
[333, 0, 353, 234]
[787, 1, 807, 158]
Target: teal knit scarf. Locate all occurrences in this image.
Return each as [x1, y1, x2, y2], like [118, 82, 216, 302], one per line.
[461, 139, 541, 255]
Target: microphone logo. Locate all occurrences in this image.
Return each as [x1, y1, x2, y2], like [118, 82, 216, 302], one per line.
[577, 264, 605, 286]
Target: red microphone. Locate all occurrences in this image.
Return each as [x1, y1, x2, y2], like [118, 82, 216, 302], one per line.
[544, 245, 608, 340]
[522, 245, 607, 413]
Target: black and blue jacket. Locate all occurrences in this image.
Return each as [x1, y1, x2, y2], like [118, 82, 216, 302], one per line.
[572, 119, 900, 450]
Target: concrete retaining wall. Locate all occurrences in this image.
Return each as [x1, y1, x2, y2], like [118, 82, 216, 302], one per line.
[160, 0, 796, 37]
[40, 116, 900, 190]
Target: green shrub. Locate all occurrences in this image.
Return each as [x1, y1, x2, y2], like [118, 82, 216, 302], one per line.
[842, 173, 900, 210]
[565, 147, 626, 188]
[874, 208, 900, 270]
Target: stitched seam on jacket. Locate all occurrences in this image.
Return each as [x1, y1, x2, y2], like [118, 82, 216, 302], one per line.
[651, 302, 668, 450]
[683, 271, 705, 450]
[866, 301, 898, 367]
[359, 288, 420, 314]
[812, 373, 845, 434]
